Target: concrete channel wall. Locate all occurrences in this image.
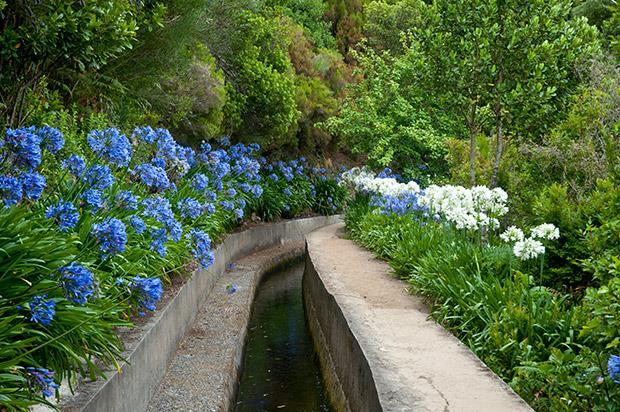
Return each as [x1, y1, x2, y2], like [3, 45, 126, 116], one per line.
[58, 215, 340, 412]
[303, 223, 533, 412]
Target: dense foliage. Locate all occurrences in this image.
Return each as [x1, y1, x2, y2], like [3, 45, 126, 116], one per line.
[3, 0, 620, 410]
[0, 125, 344, 409]
[342, 170, 620, 410]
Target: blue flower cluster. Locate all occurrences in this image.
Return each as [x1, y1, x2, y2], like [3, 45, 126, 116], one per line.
[0, 175, 22, 206]
[129, 215, 146, 235]
[87, 128, 132, 167]
[133, 163, 170, 192]
[177, 197, 202, 220]
[38, 125, 65, 154]
[115, 190, 138, 210]
[59, 263, 95, 305]
[20, 172, 46, 200]
[187, 229, 215, 269]
[85, 164, 115, 191]
[62, 154, 86, 177]
[25, 367, 59, 398]
[46, 200, 79, 231]
[370, 191, 428, 217]
[609, 355, 620, 384]
[92, 218, 127, 257]
[29, 295, 56, 326]
[5, 127, 42, 170]
[130, 276, 163, 314]
[81, 188, 103, 211]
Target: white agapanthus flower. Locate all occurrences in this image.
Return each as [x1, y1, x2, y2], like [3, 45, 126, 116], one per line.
[530, 223, 560, 241]
[340, 167, 420, 197]
[500, 226, 525, 243]
[513, 237, 546, 260]
[420, 184, 508, 232]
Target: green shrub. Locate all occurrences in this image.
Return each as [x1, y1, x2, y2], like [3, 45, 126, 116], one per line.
[345, 195, 620, 409]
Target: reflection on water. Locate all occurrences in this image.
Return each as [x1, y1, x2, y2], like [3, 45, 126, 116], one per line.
[234, 261, 332, 412]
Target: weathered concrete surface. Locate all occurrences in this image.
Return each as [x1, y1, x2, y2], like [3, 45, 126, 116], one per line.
[147, 242, 304, 412]
[58, 215, 340, 412]
[304, 223, 533, 412]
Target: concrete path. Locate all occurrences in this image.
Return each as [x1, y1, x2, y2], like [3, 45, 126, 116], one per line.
[147, 242, 304, 412]
[304, 223, 532, 412]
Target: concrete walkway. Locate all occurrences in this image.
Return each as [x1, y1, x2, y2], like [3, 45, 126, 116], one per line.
[304, 223, 532, 412]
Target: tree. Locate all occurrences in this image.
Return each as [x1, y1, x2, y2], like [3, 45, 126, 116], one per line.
[0, 1, 161, 127]
[407, 0, 599, 186]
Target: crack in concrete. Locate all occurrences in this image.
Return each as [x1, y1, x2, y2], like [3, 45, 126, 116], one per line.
[418, 375, 450, 412]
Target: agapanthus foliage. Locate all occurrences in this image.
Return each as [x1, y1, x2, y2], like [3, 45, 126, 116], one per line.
[0, 124, 343, 409]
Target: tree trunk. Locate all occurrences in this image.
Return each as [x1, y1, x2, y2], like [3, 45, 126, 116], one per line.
[468, 104, 477, 186]
[490, 110, 503, 188]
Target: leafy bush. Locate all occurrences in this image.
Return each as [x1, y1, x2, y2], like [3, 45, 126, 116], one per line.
[345, 183, 620, 410]
[0, 124, 342, 409]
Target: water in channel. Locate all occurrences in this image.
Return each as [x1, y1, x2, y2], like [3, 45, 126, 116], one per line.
[234, 260, 333, 412]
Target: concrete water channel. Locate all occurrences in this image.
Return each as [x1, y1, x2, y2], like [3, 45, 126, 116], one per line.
[234, 261, 333, 411]
[55, 217, 532, 412]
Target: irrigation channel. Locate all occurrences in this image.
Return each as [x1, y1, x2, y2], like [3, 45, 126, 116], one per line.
[234, 260, 333, 412]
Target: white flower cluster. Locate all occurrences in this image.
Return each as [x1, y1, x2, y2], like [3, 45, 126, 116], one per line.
[340, 167, 420, 196]
[530, 223, 560, 241]
[419, 185, 509, 231]
[500, 223, 560, 260]
[513, 237, 546, 260]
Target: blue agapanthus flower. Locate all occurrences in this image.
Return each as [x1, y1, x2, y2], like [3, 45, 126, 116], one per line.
[129, 215, 146, 234]
[132, 126, 158, 144]
[62, 154, 86, 177]
[192, 173, 209, 192]
[133, 163, 170, 192]
[234, 208, 244, 219]
[609, 355, 620, 384]
[283, 187, 292, 197]
[130, 276, 163, 312]
[46, 200, 79, 231]
[151, 157, 166, 169]
[115, 190, 138, 210]
[211, 160, 230, 180]
[20, 172, 46, 200]
[204, 202, 216, 215]
[204, 190, 217, 202]
[0, 175, 23, 206]
[141, 196, 175, 223]
[250, 184, 263, 199]
[59, 262, 95, 305]
[5, 126, 42, 170]
[149, 228, 168, 257]
[226, 187, 236, 197]
[92, 218, 127, 257]
[29, 294, 55, 326]
[177, 197, 202, 220]
[167, 218, 183, 242]
[25, 367, 59, 398]
[84, 164, 115, 191]
[221, 200, 234, 211]
[187, 228, 215, 269]
[370, 191, 427, 217]
[269, 173, 279, 182]
[37, 125, 64, 154]
[81, 188, 103, 211]
[87, 128, 132, 167]
[238, 182, 251, 193]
